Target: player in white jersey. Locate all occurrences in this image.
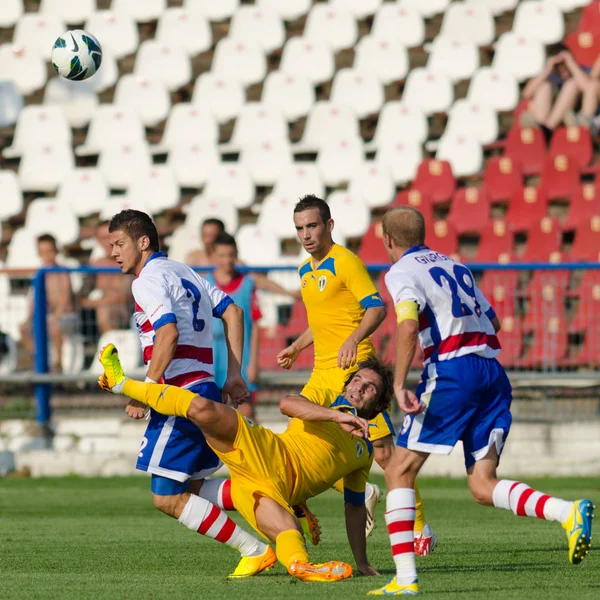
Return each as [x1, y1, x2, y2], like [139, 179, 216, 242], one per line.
[369, 207, 595, 596]
[107, 210, 276, 578]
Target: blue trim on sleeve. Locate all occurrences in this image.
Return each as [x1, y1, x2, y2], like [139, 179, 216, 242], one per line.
[485, 307, 497, 320]
[152, 313, 177, 330]
[213, 295, 234, 318]
[299, 262, 312, 278]
[382, 410, 396, 437]
[344, 488, 366, 506]
[360, 292, 385, 310]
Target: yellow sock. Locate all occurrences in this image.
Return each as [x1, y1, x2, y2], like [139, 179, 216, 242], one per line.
[414, 482, 426, 534]
[122, 380, 195, 419]
[275, 529, 309, 570]
[332, 479, 344, 494]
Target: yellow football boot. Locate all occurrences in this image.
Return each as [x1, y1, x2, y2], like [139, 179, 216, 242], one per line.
[228, 546, 277, 579]
[98, 344, 127, 393]
[562, 498, 595, 564]
[368, 578, 419, 595]
[288, 560, 352, 582]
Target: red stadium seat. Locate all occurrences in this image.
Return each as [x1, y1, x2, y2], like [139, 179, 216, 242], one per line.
[519, 316, 569, 368]
[565, 30, 600, 69]
[411, 159, 456, 204]
[479, 270, 519, 321]
[570, 215, 600, 262]
[393, 189, 434, 230]
[286, 299, 308, 336]
[483, 156, 523, 204]
[258, 325, 287, 370]
[358, 221, 390, 265]
[506, 185, 548, 232]
[579, 1, 600, 35]
[425, 220, 458, 258]
[503, 123, 547, 176]
[520, 217, 562, 262]
[540, 153, 580, 201]
[573, 325, 600, 367]
[474, 219, 514, 262]
[569, 271, 600, 332]
[523, 282, 565, 332]
[496, 316, 523, 368]
[563, 183, 600, 230]
[448, 186, 491, 235]
[549, 127, 592, 169]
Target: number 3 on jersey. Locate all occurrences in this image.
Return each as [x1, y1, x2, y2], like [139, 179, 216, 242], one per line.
[181, 278, 206, 332]
[429, 265, 482, 319]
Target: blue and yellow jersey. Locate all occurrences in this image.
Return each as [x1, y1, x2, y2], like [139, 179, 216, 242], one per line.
[298, 244, 384, 369]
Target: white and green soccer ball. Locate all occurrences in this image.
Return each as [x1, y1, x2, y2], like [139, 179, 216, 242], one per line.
[51, 29, 102, 81]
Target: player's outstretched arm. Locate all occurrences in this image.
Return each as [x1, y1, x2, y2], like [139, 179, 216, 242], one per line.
[338, 306, 386, 369]
[276, 327, 313, 369]
[345, 502, 379, 576]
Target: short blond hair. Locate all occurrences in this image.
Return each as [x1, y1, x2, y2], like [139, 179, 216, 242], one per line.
[382, 206, 426, 249]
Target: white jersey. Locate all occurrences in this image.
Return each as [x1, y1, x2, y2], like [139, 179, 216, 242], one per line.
[132, 252, 232, 388]
[384, 245, 500, 366]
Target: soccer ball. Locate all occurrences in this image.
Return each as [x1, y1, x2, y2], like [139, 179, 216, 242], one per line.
[51, 30, 102, 81]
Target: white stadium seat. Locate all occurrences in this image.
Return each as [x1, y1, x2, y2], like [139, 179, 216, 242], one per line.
[85, 11, 139, 59]
[331, 0, 382, 20]
[492, 33, 545, 82]
[204, 164, 254, 209]
[376, 139, 423, 185]
[229, 102, 288, 151]
[114, 74, 171, 127]
[192, 73, 244, 123]
[99, 194, 152, 221]
[90, 330, 142, 376]
[353, 35, 409, 85]
[436, 132, 483, 177]
[57, 168, 108, 217]
[372, 4, 425, 48]
[273, 163, 325, 200]
[329, 69, 384, 118]
[127, 166, 179, 214]
[402, 68, 453, 115]
[371, 102, 428, 150]
[279, 37, 335, 86]
[91, 48, 118, 93]
[400, 0, 451, 18]
[241, 140, 293, 186]
[166, 224, 201, 263]
[0, 44, 47, 96]
[427, 37, 479, 83]
[229, 6, 285, 53]
[153, 104, 218, 154]
[327, 191, 370, 238]
[212, 38, 267, 87]
[0, 0, 23, 28]
[25, 198, 80, 246]
[549, 0, 590, 11]
[0, 171, 23, 221]
[13, 13, 65, 61]
[0, 81, 23, 128]
[256, 193, 299, 240]
[39, 0, 95, 24]
[184, 0, 239, 21]
[236, 225, 281, 265]
[440, 2, 495, 46]
[262, 72, 315, 122]
[167, 141, 220, 188]
[97, 141, 152, 189]
[111, 0, 166, 23]
[257, 0, 311, 21]
[134, 41, 192, 91]
[298, 102, 359, 152]
[156, 8, 211, 56]
[19, 143, 74, 193]
[478, 0, 518, 15]
[513, 0, 564, 45]
[6, 228, 42, 270]
[304, 4, 358, 52]
[467, 68, 519, 113]
[44, 77, 98, 128]
[317, 136, 365, 186]
[183, 194, 239, 233]
[445, 99, 499, 146]
[348, 161, 395, 209]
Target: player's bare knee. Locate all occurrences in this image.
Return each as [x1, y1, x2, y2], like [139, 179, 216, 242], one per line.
[467, 474, 495, 506]
[187, 396, 215, 425]
[152, 492, 186, 518]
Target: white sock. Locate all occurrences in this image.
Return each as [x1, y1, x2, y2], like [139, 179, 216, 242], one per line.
[111, 377, 127, 395]
[198, 478, 235, 510]
[385, 488, 417, 586]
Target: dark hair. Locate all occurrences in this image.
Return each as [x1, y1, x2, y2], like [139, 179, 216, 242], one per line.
[294, 194, 331, 224]
[548, 42, 568, 56]
[108, 209, 159, 252]
[213, 232, 237, 249]
[344, 356, 395, 420]
[37, 233, 58, 248]
[202, 218, 226, 232]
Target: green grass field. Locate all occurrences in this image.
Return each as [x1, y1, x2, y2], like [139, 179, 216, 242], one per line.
[1, 476, 598, 599]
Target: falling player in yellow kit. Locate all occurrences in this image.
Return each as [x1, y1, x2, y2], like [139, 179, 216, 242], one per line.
[277, 195, 435, 554]
[99, 344, 393, 581]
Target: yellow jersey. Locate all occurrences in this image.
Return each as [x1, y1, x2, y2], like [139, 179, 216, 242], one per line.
[298, 243, 384, 369]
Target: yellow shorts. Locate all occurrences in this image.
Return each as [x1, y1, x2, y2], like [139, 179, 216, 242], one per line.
[212, 411, 296, 538]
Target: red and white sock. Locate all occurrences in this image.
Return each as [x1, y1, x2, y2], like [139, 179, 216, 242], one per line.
[178, 495, 266, 557]
[198, 478, 235, 510]
[385, 488, 418, 585]
[493, 480, 573, 523]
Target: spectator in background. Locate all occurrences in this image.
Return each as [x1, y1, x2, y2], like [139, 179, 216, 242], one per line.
[205, 233, 260, 421]
[20, 234, 78, 372]
[185, 218, 225, 267]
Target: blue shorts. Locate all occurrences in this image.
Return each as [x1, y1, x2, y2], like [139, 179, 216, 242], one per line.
[136, 381, 223, 492]
[396, 354, 513, 470]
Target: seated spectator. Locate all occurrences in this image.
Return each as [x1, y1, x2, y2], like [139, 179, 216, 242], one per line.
[20, 234, 79, 372]
[185, 218, 225, 267]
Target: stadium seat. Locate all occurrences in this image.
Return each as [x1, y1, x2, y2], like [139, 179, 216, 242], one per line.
[57, 168, 108, 218]
[329, 69, 384, 119]
[134, 41, 192, 92]
[520, 317, 568, 368]
[376, 140, 423, 185]
[43, 77, 98, 129]
[512, 0, 564, 45]
[317, 136, 364, 186]
[256, 193, 298, 240]
[492, 33, 545, 81]
[439, 1, 494, 46]
[412, 159, 456, 204]
[155, 8, 212, 56]
[261, 72, 315, 122]
[402, 68, 453, 115]
[273, 163, 325, 200]
[279, 37, 335, 86]
[128, 166, 179, 215]
[483, 156, 523, 204]
[477, 0, 519, 16]
[166, 224, 200, 263]
[444, 99, 498, 146]
[369, 102, 427, 154]
[503, 123, 547, 175]
[229, 102, 288, 151]
[39, 0, 95, 24]
[90, 330, 142, 375]
[0, 44, 47, 96]
[540, 154, 580, 201]
[479, 269, 519, 318]
[563, 183, 600, 230]
[526, 267, 571, 307]
[77, 105, 146, 156]
[304, 4, 358, 52]
[393, 189, 434, 230]
[111, 0, 166, 22]
[85, 11, 139, 59]
[0, 170, 23, 222]
[521, 217, 562, 262]
[298, 102, 359, 152]
[236, 225, 281, 265]
[13, 13, 65, 61]
[183, 195, 239, 235]
[212, 38, 267, 88]
[6, 227, 42, 269]
[467, 67, 519, 112]
[426, 220, 458, 258]
[506, 186, 548, 232]
[331, 0, 382, 19]
[99, 195, 152, 221]
[427, 37, 479, 83]
[473, 219, 513, 263]
[358, 221, 389, 265]
[25, 198, 79, 246]
[436, 132, 483, 178]
[401, 0, 451, 18]
[580, 0, 600, 30]
[192, 73, 244, 123]
[327, 191, 370, 238]
[241, 139, 293, 186]
[3, 106, 71, 159]
[523, 280, 566, 333]
[167, 141, 219, 188]
[204, 164, 254, 209]
[229, 5, 285, 53]
[349, 162, 395, 209]
[114, 75, 170, 127]
[574, 324, 600, 368]
[91, 48, 118, 93]
[0, 0, 23, 27]
[353, 35, 409, 86]
[97, 141, 152, 189]
[0, 81, 23, 128]
[570, 215, 600, 262]
[371, 4, 425, 47]
[565, 30, 600, 68]
[183, 0, 239, 21]
[448, 187, 491, 235]
[18, 143, 74, 193]
[496, 316, 523, 368]
[152, 104, 217, 155]
[285, 300, 309, 337]
[548, 126, 593, 169]
[569, 272, 600, 332]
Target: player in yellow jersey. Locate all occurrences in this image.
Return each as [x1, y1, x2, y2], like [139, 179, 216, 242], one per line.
[277, 195, 436, 554]
[99, 344, 393, 581]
